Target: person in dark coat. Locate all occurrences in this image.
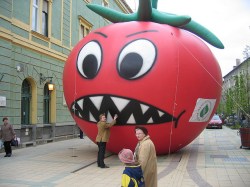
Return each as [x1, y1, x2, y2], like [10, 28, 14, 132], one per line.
[0, 117, 16, 157]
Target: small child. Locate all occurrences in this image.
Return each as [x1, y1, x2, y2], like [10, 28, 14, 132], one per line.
[118, 149, 145, 187]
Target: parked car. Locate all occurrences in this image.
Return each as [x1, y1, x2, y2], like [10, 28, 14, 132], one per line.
[206, 115, 223, 129]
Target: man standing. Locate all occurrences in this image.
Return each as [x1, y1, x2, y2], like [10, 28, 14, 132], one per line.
[96, 113, 117, 168]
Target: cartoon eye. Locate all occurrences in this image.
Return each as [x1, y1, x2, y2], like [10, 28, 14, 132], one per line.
[77, 41, 102, 79]
[117, 39, 156, 80]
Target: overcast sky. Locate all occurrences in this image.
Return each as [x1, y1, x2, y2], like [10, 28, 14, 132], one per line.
[125, 0, 250, 76]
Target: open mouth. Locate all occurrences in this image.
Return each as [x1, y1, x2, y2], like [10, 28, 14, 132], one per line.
[71, 94, 184, 126]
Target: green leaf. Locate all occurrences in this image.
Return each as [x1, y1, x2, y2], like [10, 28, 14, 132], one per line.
[200, 105, 209, 118]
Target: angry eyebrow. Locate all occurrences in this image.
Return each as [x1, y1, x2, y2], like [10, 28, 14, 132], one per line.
[126, 30, 158, 38]
[94, 31, 108, 38]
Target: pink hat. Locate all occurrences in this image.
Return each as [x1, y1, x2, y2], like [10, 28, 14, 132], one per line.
[118, 149, 135, 163]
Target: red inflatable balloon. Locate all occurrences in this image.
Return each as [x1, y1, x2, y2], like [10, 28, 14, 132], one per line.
[63, 21, 222, 155]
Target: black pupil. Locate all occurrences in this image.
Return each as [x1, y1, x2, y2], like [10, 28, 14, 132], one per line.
[120, 53, 143, 79]
[82, 54, 98, 79]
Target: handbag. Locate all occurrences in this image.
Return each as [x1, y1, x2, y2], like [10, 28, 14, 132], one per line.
[11, 138, 18, 147]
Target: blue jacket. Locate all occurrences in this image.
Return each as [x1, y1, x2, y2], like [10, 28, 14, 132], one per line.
[121, 164, 145, 187]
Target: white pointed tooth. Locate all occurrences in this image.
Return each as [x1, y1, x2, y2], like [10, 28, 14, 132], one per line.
[89, 112, 96, 122]
[111, 97, 130, 112]
[79, 113, 82, 118]
[90, 96, 103, 110]
[72, 104, 75, 110]
[147, 117, 154, 123]
[77, 99, 84, 110]
[140, 104, 149, 114]
[106, 111, 113, 123]
[158, 110, 164, 117]
[127, 114, 136, 124]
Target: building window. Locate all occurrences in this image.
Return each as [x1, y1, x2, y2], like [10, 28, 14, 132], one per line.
[21, 79, 31, 125]
[32, 0, 50, 37]
[84, 0, 91, 3]
[80, 25, 90, 38]
[42, 0, 48, 36]
[32, 0, 39, 32]
[102, 0, 109, 7]
[43, 83, 51, 124]
[78, 16, 93, 40]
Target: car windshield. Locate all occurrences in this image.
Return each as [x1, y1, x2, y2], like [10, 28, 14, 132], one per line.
[212, 115, 220, 120]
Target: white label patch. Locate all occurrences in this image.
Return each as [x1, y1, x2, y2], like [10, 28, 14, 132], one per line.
[189, 98, 216, 122]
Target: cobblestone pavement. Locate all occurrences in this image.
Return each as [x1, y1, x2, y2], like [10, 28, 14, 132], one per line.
[0, 126, 250, 187]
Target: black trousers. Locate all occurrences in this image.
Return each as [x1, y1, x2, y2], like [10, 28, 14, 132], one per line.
[4, 141, 12, 155]
[79, 129, 83, 139]
[97, 142, 106, 167]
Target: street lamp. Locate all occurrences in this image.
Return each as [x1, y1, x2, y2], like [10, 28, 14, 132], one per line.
[40, 73, 54, 91]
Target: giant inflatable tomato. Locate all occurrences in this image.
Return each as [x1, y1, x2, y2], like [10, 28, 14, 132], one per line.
[63, 0, 223, 155]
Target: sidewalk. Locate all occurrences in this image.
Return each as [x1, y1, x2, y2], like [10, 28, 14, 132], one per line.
[0, 126, 250, 187]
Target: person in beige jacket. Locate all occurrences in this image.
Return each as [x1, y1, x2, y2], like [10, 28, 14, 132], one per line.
[96, 113, 117, 168]
[134, 126, 157, 187]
